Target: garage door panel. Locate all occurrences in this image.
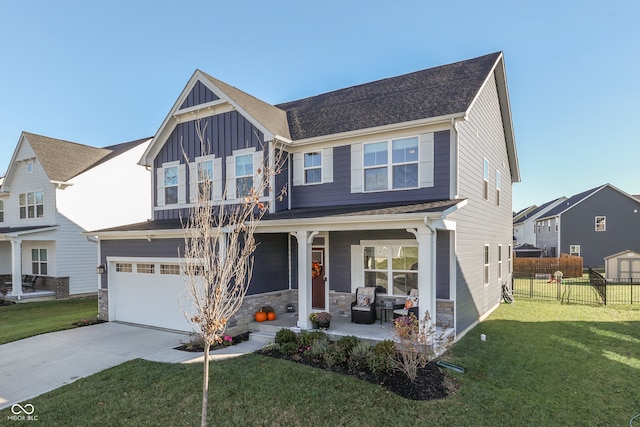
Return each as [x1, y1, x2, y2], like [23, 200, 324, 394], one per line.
[111, 260, 196, 332]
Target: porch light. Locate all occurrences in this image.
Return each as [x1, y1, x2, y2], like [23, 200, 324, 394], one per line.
[96, 265, 106, 275]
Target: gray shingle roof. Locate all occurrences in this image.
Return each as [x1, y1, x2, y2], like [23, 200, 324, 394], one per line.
[276, 52, 502, 140]
[22, 133, 149, 182]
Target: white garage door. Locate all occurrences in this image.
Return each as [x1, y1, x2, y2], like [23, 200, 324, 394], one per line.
[110, 259, 195, 332]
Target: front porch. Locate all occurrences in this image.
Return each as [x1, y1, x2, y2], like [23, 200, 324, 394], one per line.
[0, 275, 68, 301]
[248, 311, 454, 346]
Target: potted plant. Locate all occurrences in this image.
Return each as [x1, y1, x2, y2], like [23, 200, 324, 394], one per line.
[309, 311, 331, 329]
[261, 305, 276, 321]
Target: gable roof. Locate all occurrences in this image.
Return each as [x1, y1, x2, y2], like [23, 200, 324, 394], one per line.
[277, 52, 502, 141]
[513, 197, 565, 225]
[141, 52, 519, 182]
[538, 184, 640, 220]
[3, 132, 150, 186]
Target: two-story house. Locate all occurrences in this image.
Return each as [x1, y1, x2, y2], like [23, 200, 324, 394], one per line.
[92, 52, 519, 340]
[535, 183, 640, 268]
[0, 132, 151, 299]
[513, 197, 566, 247]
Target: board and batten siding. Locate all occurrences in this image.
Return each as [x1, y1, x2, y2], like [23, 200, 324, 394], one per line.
[180, 80, 220, 109]
[290, 131, 450, 209]
[153, 112, 265, 220]
[448, 72, 513, 335]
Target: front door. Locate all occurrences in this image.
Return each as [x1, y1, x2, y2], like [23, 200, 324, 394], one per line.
[312, 247, 325, 309]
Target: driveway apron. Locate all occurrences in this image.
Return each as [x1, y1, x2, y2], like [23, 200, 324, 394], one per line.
[0, 322, 187, 410]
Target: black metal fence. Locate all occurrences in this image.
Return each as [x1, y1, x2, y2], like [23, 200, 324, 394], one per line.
[512, 273, 640, 306]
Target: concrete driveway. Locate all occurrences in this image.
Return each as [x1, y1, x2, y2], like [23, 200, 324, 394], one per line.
[0, 322, 189, 411]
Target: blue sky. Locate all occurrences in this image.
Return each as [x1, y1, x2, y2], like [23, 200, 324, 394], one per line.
[1, 0, 638, 212]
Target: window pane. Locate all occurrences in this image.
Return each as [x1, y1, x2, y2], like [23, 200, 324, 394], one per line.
[27, 206, 34, 218]
[19, 194, 25, 205]
[304, 152, 321, 168]
[392, 246, 418, 270]
[32, 249, 39, 261]
[36, 205, 44, 217]
[305, 168, 321, 184]
[40, 249, 47, 261]
[364, 167, 388, 191]
[32, 262, 39, 274]
[236, 154, 253, 177]
[36, 191, 44, 204]
[364, 142, 387, 167]
[392, 164, 418, 189]
[40, 264, 47, 275]
[20, 207, 26, 219]
[27, 192, 34, 204]
[393, 272, 417, 295]
[197, 160, 213, 182]
[164, 166, 178, 186]
[392, 137, 418, 163]
[364, 246, 388, 269]
[165, 187, 178, 204]
[236, 176, 253, 198]
[364, 271, 388, 288]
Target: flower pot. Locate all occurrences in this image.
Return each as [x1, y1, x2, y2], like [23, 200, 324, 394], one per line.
[317, 320, 330, 329]
[311, 321, 319, 329]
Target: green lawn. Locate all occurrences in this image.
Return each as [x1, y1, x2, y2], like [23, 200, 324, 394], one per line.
[0, 297, 98, 344]
[2, 299, 639, 426]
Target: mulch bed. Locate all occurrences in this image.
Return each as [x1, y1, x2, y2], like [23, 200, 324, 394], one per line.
[175, 332, 250, 352]
[255, 346, 458, 401]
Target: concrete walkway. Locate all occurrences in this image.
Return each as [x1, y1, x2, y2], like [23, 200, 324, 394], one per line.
[0, 322, 266, 410]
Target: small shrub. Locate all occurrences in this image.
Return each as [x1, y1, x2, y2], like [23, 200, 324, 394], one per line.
[307, 338, 330, 362]
[367, 340, 395, 374]
[336, 335, 360, 356]
[347, 341, 371, 372]
[275, 328, 298, 345]
[299, 330, 328, 347]
[323, 343, 347, 367]
[279, 341, 299, 355]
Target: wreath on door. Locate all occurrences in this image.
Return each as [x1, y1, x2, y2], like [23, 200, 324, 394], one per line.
[312, 261, 322, 279]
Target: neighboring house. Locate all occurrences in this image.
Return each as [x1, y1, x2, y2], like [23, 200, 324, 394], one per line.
[91, 52, 519, 340]
[535, 184, 640, 267]
[513, 197, 566, 246]
[0, 132, 151, 299]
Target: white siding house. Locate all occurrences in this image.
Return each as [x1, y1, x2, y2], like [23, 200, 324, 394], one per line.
[0, 132, 151, 299]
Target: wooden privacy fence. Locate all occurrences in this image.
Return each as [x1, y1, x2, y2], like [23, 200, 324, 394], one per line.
[513, 254, 583, 278]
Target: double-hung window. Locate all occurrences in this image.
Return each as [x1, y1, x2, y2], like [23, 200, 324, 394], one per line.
[483, 159, 489, 200]
[235, 154, 254, 198]
[497, 244, 502, 279]
[363, 137, 418, 191]
[363, 244, 418, 296]
[483, 244, 490, 286]
[304, 152, 322, 184]
[0, 200, 4, 222]
[196, 159, 214, 201]
[164, 166, 179, 205]
[32, 248, 47, 275]
[595, 216, 606, 231]
[19, 191, 44, 219]
[495, 171, 501, 206]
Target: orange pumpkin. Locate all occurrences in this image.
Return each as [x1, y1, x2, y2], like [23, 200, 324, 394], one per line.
[267, 312, 276, 321]
[255, 311, 267, 322]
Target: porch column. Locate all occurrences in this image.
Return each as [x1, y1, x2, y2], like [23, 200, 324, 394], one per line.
[291, 230, 316, 329]
[10, 238, 22, 299]
[407, 227, 435, 330]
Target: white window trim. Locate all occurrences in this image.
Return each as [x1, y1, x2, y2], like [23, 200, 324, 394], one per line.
[570, 245, 581, 257]
[595, 216, 606, 232]
[189, 154, 223, 204]
[495, 170, 501, 207]
[27, 161, 33, 173]
[350, 132, 433, 194]
[225, 147, 263, 202]
[497, 244, 502, 280]
[483, 244, 490, 286]
[156, 161, 186, 208]
[31, 248, 48, 275]
[19, 190, 44, 219]
[359, 239, 418, 296]
[483, 158, 489, 200]
[362, 138, 420, 193]
[293, 148, 334, 186]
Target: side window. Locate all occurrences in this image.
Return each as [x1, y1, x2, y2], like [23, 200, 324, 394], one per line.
[164, 166, 179, 205]
[497, 244, 502, 279]
[483, 244, 490, 286]
[0, 200, 4, 222]
[483, 158, 489, 200]
[570, 245, 581, 257]
[196, 159, 213, 201]
[19, 191, 44, 219]
[157, 161, 186, 207]
[595, 216, 606, 232]
[495, 171, 501, 206]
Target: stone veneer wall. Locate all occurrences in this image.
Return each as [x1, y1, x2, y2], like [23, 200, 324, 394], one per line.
[225, 289, 298, 336]
[98, 289, 108, 320]
[436, 299, 454, 328]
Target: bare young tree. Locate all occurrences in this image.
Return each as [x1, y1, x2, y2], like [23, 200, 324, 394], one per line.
[179, 122, 285, 427]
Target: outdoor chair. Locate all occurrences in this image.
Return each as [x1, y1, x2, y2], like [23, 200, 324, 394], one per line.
[350, 286, 377, 324]
[393, 288, 419, 319]
[22, 275, 38, 292]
